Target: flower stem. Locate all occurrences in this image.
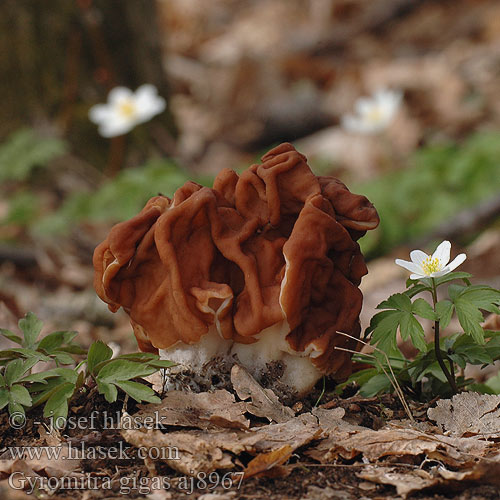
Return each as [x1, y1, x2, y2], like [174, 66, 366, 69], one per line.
[431, 278, 458, 394]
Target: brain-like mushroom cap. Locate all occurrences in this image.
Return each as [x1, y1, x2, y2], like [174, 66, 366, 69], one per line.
[93, 143, 379, 377]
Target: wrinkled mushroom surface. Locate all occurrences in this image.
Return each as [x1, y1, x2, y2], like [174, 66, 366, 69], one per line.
[93, 143, 379, 394]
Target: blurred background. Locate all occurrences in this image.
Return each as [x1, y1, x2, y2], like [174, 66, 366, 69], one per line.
[1, 0, 499, 352]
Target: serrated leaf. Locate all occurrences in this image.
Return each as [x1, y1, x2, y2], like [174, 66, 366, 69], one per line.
[0, 348, 51, 362]
[412, 298, 437, 320]
[37, 330, 78, 353]
[435, 300, 454, 329]
[400, 313, 427, 352]
[433, 272, 473, 287]
[9, 384, 32, 407]
[4, 359, 30, 386]
[18, 312, 43, 349]
[96, 380, 118, 403]
[96, 360, 157, 383]
[368, 310, 402, 354]
[359, 373, 392, 397]
[377, 293, 412, 312]
[8, 402, 25, 419]
[87, 341, 113, 375]
[115, 380, 160, 404]
[0, 388, 8, 409]
[454, 299, 485, 344]
[404, 283, 431, 299]
[43, 382, 75, 426]
[0, 329, 23, 345]
[53, 351, 75, 365]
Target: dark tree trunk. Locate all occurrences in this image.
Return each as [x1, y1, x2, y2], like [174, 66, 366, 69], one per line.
[0, 0, 176, 167]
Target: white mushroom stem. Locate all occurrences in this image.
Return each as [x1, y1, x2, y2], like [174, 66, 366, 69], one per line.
[159, 321, 324, 396]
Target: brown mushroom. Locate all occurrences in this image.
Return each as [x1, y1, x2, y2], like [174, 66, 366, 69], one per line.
[93, 143, 379, 395]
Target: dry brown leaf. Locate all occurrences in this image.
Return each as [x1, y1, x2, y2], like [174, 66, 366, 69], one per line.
[243, 445, 293, 478]
[135, 389, 249, 430]
[310, 426, 490, 467]
[230, 365, 294, 423]
[358, 465, 438, 499]
[122, 413, 320, 475]
[427, 392, 500, 437]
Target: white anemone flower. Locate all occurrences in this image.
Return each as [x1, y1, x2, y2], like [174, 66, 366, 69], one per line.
[395, 241, 466, 280]
[89, 84, 166, 138]
[342, 88, 402, 135]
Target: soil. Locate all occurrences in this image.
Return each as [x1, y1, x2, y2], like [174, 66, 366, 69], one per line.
[1, 386, 499, 500]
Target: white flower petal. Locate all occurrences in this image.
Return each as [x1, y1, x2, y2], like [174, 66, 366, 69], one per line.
[108, 86, 133, 105]
[432, 241, 451, 267]
[99, 115, 135, 137]
[410, 272, 426, 280]
[445, 253, 467, 273]
[395, 259, 423, 275]
[409, 250, 429, 266]
[88, 104, 113, 125]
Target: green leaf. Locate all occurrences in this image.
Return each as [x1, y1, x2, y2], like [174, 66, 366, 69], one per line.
[43, 382, 75, 425]
[359, 374, 393, 397]
[0, 348, 51, 362]
[9, 384, 32, 407]
[96, 380, 118, 403]
[18, 312, 43, 349]
[435, 300, 454, 329]
[37, 330, 78, 353]
[404, 283, 431, 299]
[454, 300, 486, 344]
[115, 380, 160, 404]
[8, 402, 25, 420]
[400, 314, 427, 352]
[377, 293, 412, 312]
[4, 358, 37, 385]
[87, 341, 113, 375]
[96, 360, 157, 383]
[145, 359, 177, 369]
[53, 351, 75, 365]
[0, 329, 23, 345]
[0, 373, 5, 387]
[0, 388, 8, 409]
[367, 310, 402, 354]
[412, 298, 437, 320]
[433, 272, 473, 287]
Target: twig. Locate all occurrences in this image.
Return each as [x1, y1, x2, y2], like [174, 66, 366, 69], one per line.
[335, 331, 415, 423]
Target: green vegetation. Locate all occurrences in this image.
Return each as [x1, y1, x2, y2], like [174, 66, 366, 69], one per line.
[0, 313, 174, 429]
[339, 272, 500, 401]
[356, 131, 500, 257]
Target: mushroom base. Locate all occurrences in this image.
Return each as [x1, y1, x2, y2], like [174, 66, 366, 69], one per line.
[158, 323, 323, 399]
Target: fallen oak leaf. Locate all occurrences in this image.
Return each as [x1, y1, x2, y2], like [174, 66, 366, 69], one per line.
[427, 392, 500, 438]
[231, 364, 294, 423]
[243, 445, 293, 478]
[134, 389, 249, 430]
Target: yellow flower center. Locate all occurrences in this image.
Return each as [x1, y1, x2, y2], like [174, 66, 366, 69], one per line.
[422, 256, 441, 275]
[119, 100, 136, 118]
[366, 107, 383, 123]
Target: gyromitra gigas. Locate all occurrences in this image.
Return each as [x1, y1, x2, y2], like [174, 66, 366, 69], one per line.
[93, 143, 379, 396]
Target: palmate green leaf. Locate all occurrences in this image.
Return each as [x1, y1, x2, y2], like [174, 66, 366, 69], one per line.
[400, 313, 427, 352]
[97, 380, 118, 403]
[435, 300, 454, 329]
[145, 359, 177, 369]
[96, 360, 157, 383]
[115, 380, 160, 404]
[0, 388, 8, 410]
[37, 330, 78, 353]
[18, 312, 43, 349]
[359, 373, 393, 397]
[43, 382, 76, 425]
[87, 341, 113, 375]
[4, 358, 38, 386]
[9, 384, 32, 407]
[377, 293, 412, 312]
[412, 298, 437, 320]
[0, 348, 51, 363]
[404, 282, 431, 299]
[455, 300, 485, 344]
[432, 272, 472, 287]
[8, 402, 25, 419]
[367, 310, 401, 354]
